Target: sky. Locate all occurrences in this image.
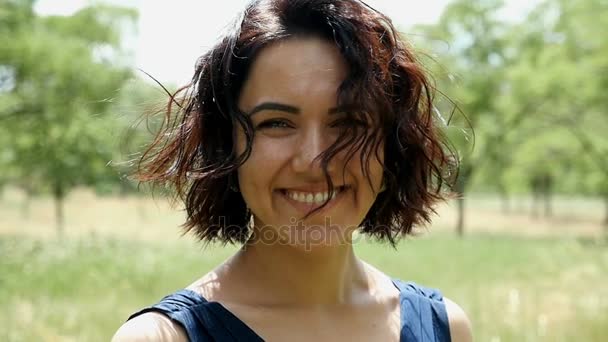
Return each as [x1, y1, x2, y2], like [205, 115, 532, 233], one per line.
[35, 0, 536, 85]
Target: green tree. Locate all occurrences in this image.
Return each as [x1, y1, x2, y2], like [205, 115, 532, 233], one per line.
[0, 1, 138, 233]
[415, 0, 511, 236]
[503, 0, 608, 229]
[416, 0, 607, 236]
[550, 0, 608, 229]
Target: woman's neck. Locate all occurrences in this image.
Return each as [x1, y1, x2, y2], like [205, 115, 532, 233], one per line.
[223, 227, 373, 307]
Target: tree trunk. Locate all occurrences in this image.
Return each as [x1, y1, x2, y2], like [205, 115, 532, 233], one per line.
[454, 165, 472, 237]
[21, 185, 33, 219]
[501, 194, 510, 215]
[603, 194, 608, 239]
[543, 190, 553, 218]
[119, 178, 131, 197]
[456, 195, 465, 237]
[531, 192, 539, 219]
[53, 181, 65, 236]
[497, 182, 510, 215]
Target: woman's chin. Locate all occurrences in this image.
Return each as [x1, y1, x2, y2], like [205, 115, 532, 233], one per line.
[250, 217, 360, 250]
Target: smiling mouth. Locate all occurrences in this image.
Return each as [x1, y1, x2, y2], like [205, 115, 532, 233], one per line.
[279, 186, 349, 207]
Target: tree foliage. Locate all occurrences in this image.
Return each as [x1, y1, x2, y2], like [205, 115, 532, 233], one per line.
[414, 0, 608, 233]
[0, 1, 138, 231]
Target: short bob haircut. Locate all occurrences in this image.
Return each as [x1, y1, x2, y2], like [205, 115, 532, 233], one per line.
[136, 0, 458, 247]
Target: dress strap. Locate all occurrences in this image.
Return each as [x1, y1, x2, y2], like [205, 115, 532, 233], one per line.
[128, 289, 247, 342]
[391, 279, 452, 342]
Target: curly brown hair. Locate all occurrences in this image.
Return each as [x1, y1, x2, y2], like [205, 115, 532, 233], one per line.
[135, 0, 458, 247]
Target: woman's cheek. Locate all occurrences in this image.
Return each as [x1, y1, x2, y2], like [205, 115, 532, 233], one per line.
[251, 136, 293, 162]
[238, 137, 291, 185]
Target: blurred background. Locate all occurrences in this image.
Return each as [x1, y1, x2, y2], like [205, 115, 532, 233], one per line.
[1, 0, 606, 341]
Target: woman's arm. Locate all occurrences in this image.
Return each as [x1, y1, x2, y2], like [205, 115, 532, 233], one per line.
[111, 312, 188, 342]
[444, 297, 473, 342]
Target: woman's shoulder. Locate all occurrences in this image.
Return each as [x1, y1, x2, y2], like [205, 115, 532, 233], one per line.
[392, 279, 472, 342]
[443, 296, 473, 342]
[111, 311, 188, 342]
[112, 288, 212, 342]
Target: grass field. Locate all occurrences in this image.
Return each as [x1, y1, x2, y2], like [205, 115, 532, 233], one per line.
[1, 188, 607, 341]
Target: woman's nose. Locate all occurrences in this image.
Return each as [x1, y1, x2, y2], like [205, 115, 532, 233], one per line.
[290, 126, 335, 175]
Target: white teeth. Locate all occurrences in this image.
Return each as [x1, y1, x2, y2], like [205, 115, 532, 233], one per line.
[285, 187, 344, 205]
[314, 193, 324, 203]
[322, 192, 329, 202]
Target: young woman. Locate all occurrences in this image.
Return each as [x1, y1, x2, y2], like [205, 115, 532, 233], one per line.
[113, 0, 472, 341]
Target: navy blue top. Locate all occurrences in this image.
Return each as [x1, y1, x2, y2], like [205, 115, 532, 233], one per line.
[128, 279, 451, 341]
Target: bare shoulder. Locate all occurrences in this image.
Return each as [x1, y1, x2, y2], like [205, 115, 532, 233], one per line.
[111, 312, 188, 342]
[444, 297, 473, 342]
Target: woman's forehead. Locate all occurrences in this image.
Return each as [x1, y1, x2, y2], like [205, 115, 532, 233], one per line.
[238, 37, 348, 111]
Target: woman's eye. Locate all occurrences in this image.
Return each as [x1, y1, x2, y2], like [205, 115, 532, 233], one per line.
[256, 119, 292, 130]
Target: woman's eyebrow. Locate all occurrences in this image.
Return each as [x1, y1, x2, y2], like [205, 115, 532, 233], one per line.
[247, 102, 355, 116]
[248, 102, 299, 116]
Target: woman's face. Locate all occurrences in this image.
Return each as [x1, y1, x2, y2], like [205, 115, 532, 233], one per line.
[235, 36, 384, 248]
